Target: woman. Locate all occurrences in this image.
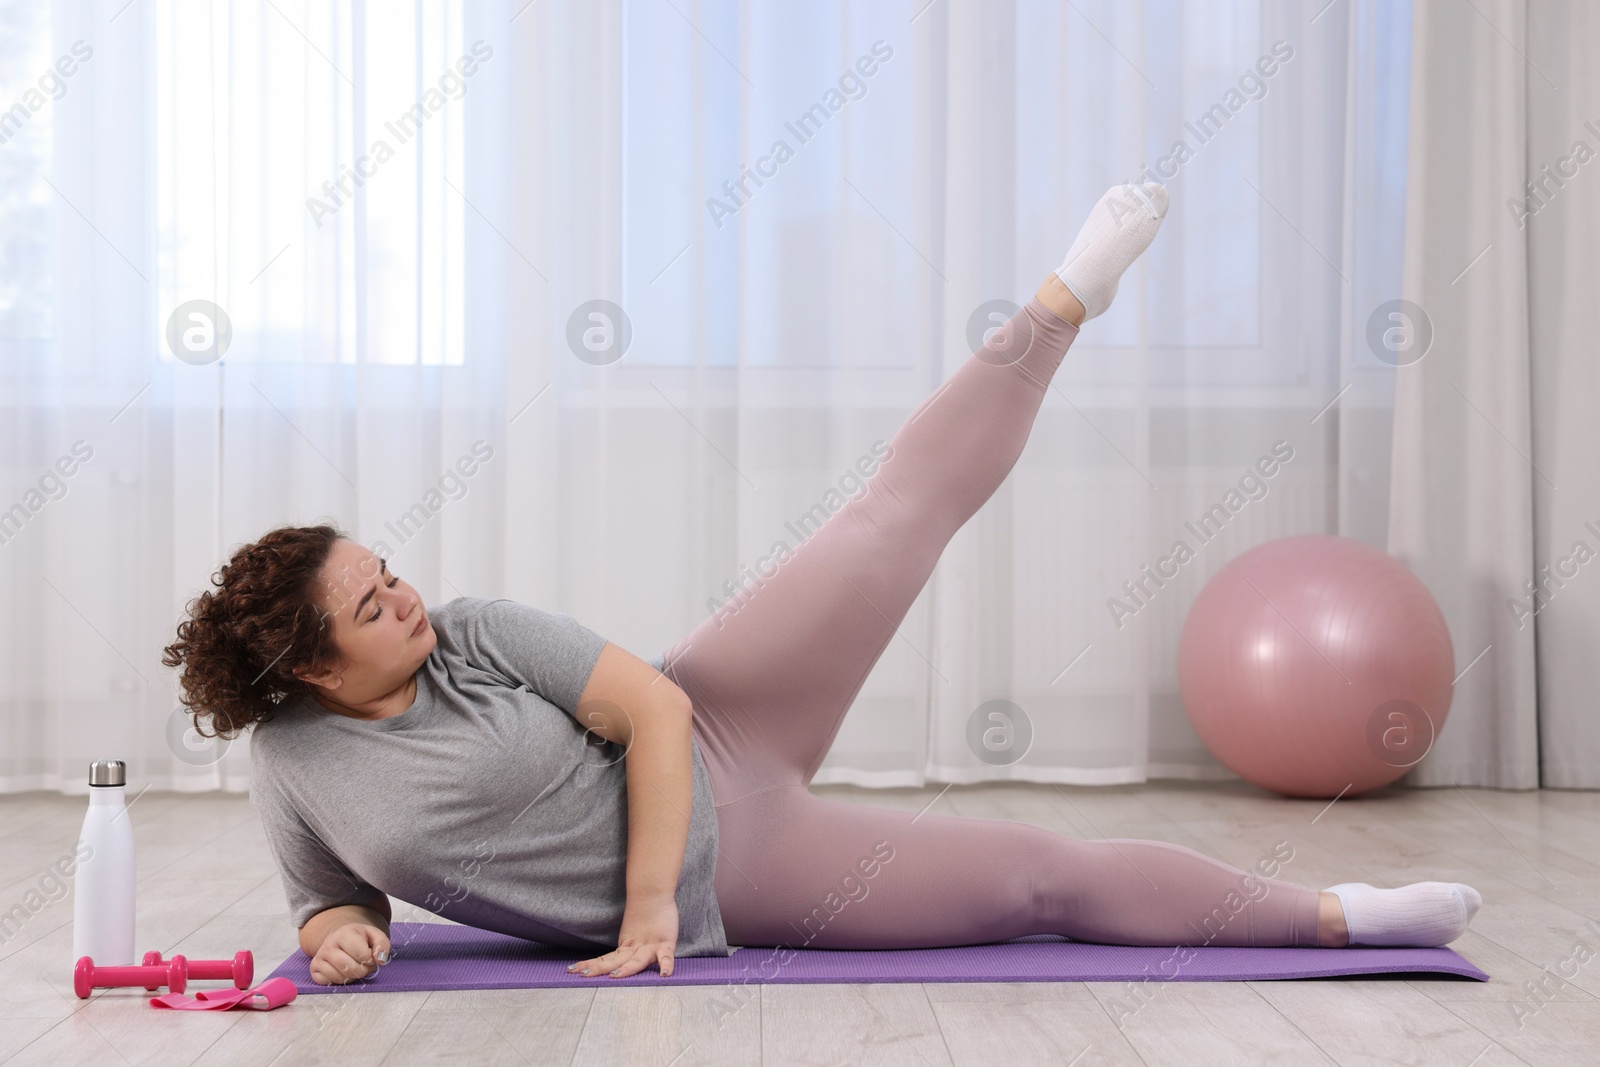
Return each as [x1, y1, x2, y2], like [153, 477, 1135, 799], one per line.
[164, 184, 1480, 985]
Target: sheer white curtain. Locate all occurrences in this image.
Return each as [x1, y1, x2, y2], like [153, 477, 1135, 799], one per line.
[2, 0, 509, 792]
[1390, 0, 1600, 789]
[1, 0, 1410, 795]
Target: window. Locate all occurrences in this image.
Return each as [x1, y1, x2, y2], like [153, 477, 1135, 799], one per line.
[0, 0, 57, 345]
[153, 0, 469, 365]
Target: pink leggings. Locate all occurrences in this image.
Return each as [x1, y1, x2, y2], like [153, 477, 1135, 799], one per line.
[658, 296, 1322, 951]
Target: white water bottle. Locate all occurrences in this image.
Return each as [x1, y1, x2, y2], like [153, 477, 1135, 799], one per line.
[71, 760, 136, 965]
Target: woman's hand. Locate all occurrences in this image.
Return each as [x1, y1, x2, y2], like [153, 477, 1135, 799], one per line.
[568, 894, 680, 978]
[309, 922, 391, 985]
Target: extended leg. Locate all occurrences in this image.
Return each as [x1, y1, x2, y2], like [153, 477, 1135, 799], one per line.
[711, 786, 1323, 950]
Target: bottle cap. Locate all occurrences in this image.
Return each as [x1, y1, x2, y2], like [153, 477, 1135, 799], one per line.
[88, 760, 127, 787]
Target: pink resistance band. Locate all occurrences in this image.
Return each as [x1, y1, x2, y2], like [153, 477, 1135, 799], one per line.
[149, 976, 297, 1011]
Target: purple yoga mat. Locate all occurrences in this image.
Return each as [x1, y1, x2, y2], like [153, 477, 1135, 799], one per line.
[267, 922, 1487, 992]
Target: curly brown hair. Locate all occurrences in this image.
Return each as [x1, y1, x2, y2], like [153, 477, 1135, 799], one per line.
[162, 523, 349, 739]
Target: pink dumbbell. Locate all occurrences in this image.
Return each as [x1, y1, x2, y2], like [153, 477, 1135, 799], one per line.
[74, 954, 187, 999]
[141, 949, 253, 989]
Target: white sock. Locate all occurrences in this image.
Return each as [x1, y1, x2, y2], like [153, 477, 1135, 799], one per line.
[1325, 882, 1483, 947]
[1053, 182, 1169, 322]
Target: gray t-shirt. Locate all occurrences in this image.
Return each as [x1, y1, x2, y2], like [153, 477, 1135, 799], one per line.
[248, 596, 734, 957]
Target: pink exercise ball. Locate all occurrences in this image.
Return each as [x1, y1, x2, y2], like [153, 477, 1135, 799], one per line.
[1178, 535, 1454, 798]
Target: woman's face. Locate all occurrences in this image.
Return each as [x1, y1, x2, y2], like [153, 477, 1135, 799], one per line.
[299, 538, 436, 704]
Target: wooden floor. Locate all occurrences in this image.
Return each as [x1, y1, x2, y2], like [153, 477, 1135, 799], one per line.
[2, 782, 1597, 1066]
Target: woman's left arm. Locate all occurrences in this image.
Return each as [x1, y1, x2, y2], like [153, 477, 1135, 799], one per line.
[565, 642, 695, 978]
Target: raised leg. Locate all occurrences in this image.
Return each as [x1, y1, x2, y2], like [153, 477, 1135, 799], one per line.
[665, 183, 1171, 805]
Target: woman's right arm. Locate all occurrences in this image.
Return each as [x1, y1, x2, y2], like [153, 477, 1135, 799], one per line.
[300, 896, 393, 984]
